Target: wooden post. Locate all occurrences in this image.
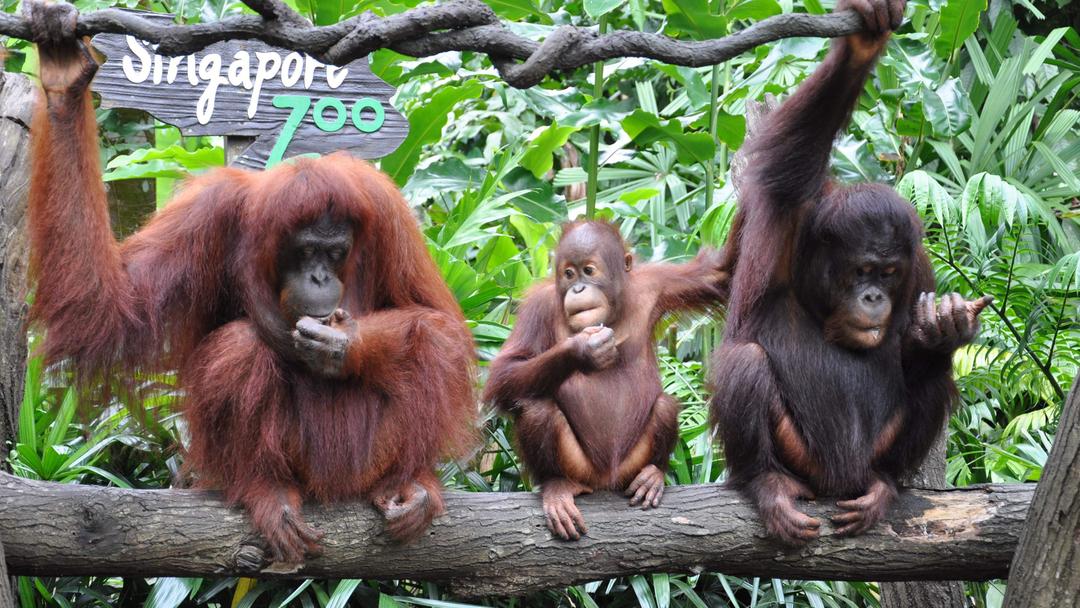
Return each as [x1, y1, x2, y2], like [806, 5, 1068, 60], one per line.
[0, 69, 35, 608]
[879, 426, 966, 607]
[1002, 376, 1080, 608]
[225, 136, 256, 166]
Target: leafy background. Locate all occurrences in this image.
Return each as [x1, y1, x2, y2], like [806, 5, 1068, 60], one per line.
[2, 0, 1078, 606]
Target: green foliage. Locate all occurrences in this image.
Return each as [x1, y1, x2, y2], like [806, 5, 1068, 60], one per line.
[381, 80, 484, 185]
[4, 0, 1078, 606]
[935, 0, 988, 59]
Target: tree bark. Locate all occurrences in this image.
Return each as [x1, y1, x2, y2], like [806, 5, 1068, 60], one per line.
[879, 425, 967, 608]
[1003, 377, 1080, 608]
[0, 70, 34, 608]
[0, 473, 1032, 598]
[0, 71, 32, 470]
[0, 539, 10, 608]
[0, 1, 872, 87]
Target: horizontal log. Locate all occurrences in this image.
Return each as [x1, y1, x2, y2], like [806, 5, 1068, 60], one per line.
[0, 472, 1031, 597]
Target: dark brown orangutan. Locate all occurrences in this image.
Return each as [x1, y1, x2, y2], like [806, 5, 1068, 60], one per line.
[485, 221, 727, 539]
[710, 0, 991, 545]
[25, 1, 475, 563]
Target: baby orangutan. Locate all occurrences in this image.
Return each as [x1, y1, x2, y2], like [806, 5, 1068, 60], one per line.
[485, 220, 728, 539]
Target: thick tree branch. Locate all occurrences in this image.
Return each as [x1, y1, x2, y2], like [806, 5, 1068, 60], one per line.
[0, 0, 866, 87]
[1003, 377, 1080, 608]
[0, 472, 1032, 597]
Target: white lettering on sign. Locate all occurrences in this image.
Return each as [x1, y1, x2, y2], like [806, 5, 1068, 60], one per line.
[118, 36, 352, 125]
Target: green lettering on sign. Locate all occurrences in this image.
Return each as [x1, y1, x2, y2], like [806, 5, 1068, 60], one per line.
[353, 98, 385, 133]
[352, 97, 386, 133]
[268, 94, 312, 168]
[267, 95, 388, 167]
[313, 97, 348, 132]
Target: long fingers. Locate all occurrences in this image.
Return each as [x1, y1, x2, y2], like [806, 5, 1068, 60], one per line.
[26, 1, 79, 46]
[836, 492, 878, 511]
[767, 504, 821, 545]
[832, 505, 879, 536]
[627, 476, 664, 509]
[969, 294, 994, 315]
[626, 476, 650, 505]
[381, 486, 435, 543]
[643, 479, 664, 509]
[872, 0, 891, 33]
[914, 292, 936, 343]
[846, 0, 878, 33]
[544, 499, 586, 540]
[296, 317, 339, 340]
[267, 521, 317, 564]
[833, 518, 873, 536]
[950, 292, 971, 338]
[938, 292, 959, 340]
[887, 0, 905, 30]
[585, 326, 614, 346]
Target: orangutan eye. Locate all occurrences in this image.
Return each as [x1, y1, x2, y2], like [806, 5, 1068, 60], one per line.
[302, 246, 315, 259]
[583, 265, 597, 276]
[856, 265, 873, 277]
[882, 266, 896, 276]
[564, 268, 575, 279]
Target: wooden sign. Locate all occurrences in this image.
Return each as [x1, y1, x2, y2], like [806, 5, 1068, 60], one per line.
[91, 11, 408, 169]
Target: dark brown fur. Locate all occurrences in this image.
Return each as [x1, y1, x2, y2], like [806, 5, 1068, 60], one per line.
[710, 0, 986, 545]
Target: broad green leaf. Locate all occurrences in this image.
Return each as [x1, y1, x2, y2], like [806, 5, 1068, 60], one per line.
[103, 145, 224, 182]
[619, 188, 661, 204]
[584, 0, 624, 19]
[483, 0, 547, 20]
[404, 158, 483, 202]
[628, 0, 647, 28]
[561, 99, 627, 128]
[728, 0, 782, 21]
[311, 0, 348, 25]
[714, 112, 747, 149]
[521, 122, 578, 179]
[381, 80, 483, 185]
[922, 78, 972, 137]
[622, 110, 716, 165]
[662, 0, 728, 40]
[934, 0, 987, 59]
[898, 96, 933, 138]
[503, 170, 567, 223]
[369, 49, 406, 85]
